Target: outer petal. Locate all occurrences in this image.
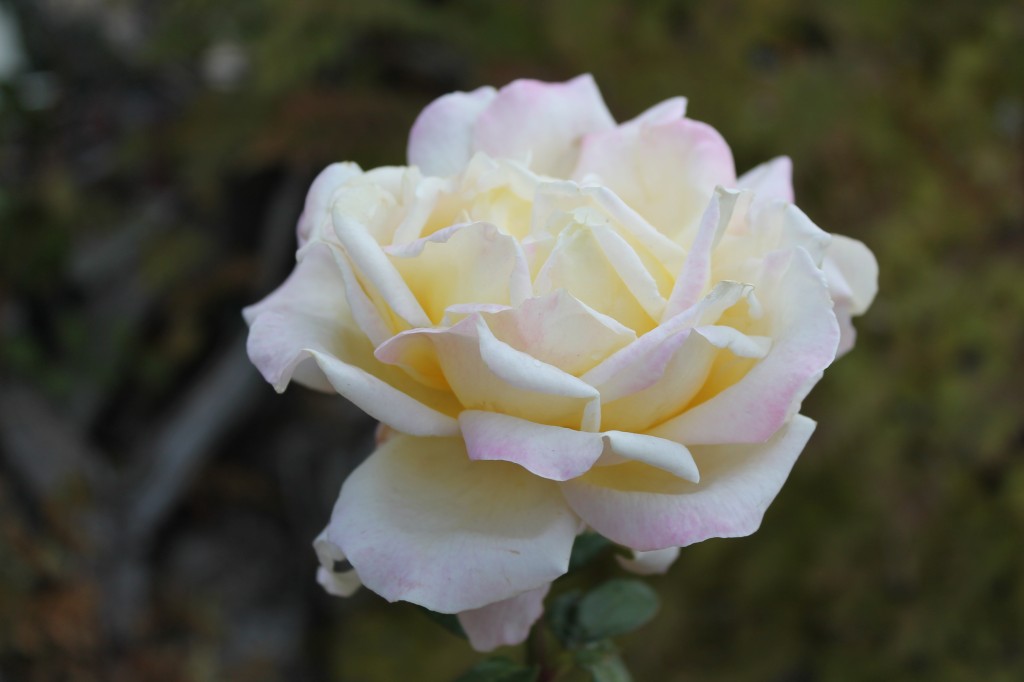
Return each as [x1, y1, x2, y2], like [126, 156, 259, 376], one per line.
[572, 118, 736, 242]
[319, 434, 581, 613]
[458, 585, 551, 652]
[650, 248, 839, 445]
[737, 156, 794, 211]
[313, 530, 362, 597]
[244, 243, 460, 436]
[460, 411, 698, 483]
[561, 415, 816, 551]
[822, 235, 878, 357]
[460, 410, 604, 481]
[616, 547, 680, 575]
[408, 86, 497, 177]
[474, 74, 616, 177]
[297, 162, 362, 247]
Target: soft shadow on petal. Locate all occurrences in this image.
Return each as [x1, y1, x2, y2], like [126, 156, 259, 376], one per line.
[474, 74, 616, 177]
[321, 435, 581, 613]
[561, 415, 816, 551]
[458, 585, 551, 652]
[408, 86, 497, 177]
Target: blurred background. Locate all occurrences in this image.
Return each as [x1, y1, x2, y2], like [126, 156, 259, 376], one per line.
[1, 0, 1022, 680]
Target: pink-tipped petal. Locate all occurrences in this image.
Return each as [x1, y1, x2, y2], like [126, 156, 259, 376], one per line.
[572, 118, 736, 242]
[650, 248, 839, 445]
[408, 86, 497, 177]
[460, 410, 605, 481]
[474, 74, 616, 177]
[562, 415, 816, 551]
[458, 585, 551, 652]
[321, 434, 580, 613]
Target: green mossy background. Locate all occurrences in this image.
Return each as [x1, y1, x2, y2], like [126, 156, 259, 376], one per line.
[1, 1, 1022, 680]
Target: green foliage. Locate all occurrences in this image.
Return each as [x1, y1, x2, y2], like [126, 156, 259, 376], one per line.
[567, 532, 612, 573]
[574, 580, 660, 644]
[418, 606, 468, 640]
[455, 657, 539, 682]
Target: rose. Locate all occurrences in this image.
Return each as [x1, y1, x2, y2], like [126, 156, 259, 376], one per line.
[244, 75, 877, 651]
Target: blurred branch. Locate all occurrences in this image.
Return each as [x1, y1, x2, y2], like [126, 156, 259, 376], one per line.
[121, 334, 261, 548]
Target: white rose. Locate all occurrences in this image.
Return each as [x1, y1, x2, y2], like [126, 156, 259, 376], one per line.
[244, 74, 878, 651]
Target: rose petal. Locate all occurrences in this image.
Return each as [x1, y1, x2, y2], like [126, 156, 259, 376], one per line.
[458, 584, 551, 652]
[599, 431, 699, 483]
[460, 410, 605, 481]
[737, 156, 794, 210]
[823, 234, 878, 357]
[581, 281, 752, 394]
[474, 74, 616, 177]
[313, 530, 362, 597]
[385, 221, 531, 324]
[376, 315, 602, 431]
[297, 162, 362, 247]
[572, 117, 736, 242]
[664, 187, 748, 319]
[615, 547, 680, 576]
[623, 97, 688, 127]
[650, 248, 839, 444]
[479, 290, 636, 376]
[561, 415, 816, 550]
[534, 221, 664, 334]
[460, 411, 699, 483]
[408, 86, 497, 177]
[332, 208, 433, 328]
[824, 234, 878, 317]
[598, 324, 769, 435]
[244, 243, 460, 436]
[320, 434, 580, 613]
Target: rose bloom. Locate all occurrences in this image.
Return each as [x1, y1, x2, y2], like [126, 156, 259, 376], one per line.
[244, 75, 877, 651]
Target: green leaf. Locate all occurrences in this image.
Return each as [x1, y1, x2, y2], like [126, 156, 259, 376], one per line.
[575, 579, 659, 642]
[545, 588, 583, 646]
[454, 657, 539, 682]
[576, 641, 633, 682]
[416, 605, 467, 639]
[568, 532, 611, 572]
